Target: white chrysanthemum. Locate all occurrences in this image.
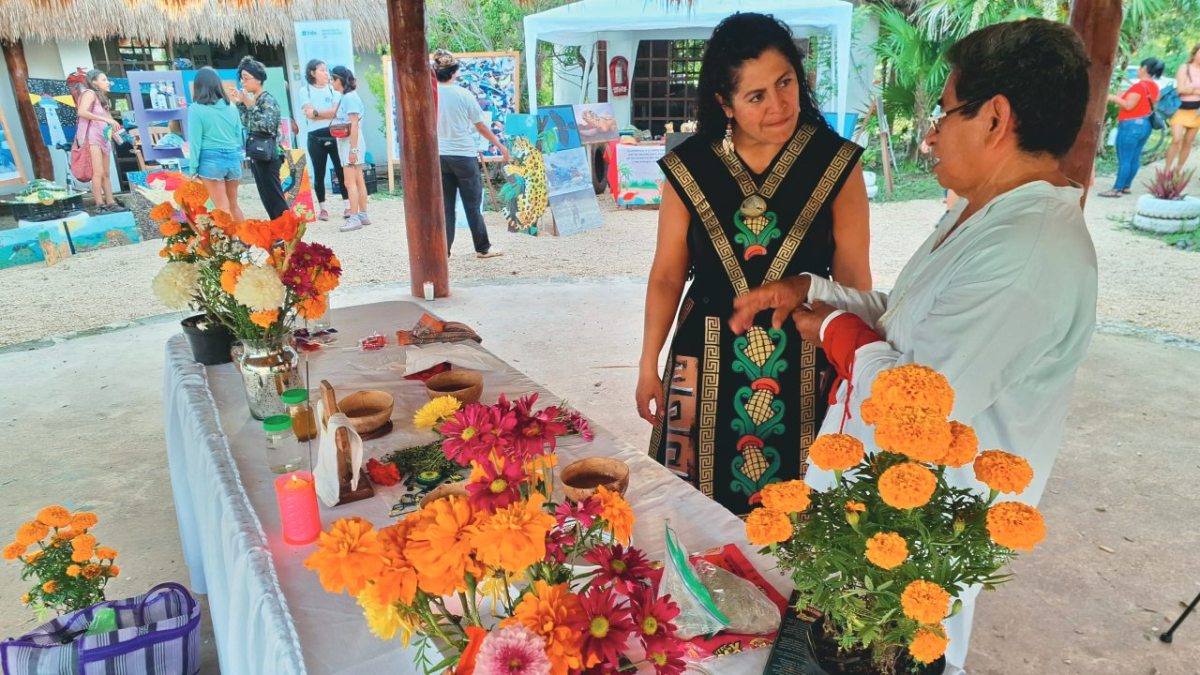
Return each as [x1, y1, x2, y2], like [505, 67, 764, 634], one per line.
[152, 262, 199, 309]
[233, 264, 286, 311]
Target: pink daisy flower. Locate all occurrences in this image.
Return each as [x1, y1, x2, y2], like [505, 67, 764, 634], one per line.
[439, 403, 497, 465]
[630, 588, 681, 651]
[555, 498, 602, 529]
[579, 587, 636, 671]
[644, 640, 686, 675]
[475, 624, 551, 675]
[466, 458, 527, 513]
[584, 544, 652, 595]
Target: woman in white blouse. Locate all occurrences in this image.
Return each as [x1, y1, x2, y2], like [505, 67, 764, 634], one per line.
[730, 19, 1097, 674]
[297, 59, 350, 222]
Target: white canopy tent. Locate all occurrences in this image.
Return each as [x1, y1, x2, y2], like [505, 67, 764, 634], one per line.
[523, 0, 855, 134]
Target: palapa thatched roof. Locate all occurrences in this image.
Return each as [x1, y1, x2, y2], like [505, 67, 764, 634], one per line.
[0, 0, 389, 50]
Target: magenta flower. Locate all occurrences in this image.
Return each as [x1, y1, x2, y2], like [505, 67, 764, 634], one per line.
[513, 408, 569, 459]
[561, 409, 595, 442]
[644, 640, 687, 675]
[466, 458, 526, 513]
[555, 497, 602, 529]
[475, 624, 552, 675]
[579, 587, 636, 671]
[544, 527, 576, 565]
[439, 403, 497, 465]
[630, 587, 681, 652]
[584, 544, 652, 595]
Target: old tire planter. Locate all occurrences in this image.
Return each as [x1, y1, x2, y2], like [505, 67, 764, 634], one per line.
[181, 314, 235, 366]
[1133, 195, 1200, 234]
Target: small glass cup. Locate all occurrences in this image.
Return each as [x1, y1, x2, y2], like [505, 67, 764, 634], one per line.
[263, 415, 302, 474]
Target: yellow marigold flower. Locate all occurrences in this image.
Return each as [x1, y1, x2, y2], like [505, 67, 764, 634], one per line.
[36, 506, 72, 528]
[909, 625, 950, 664]
[413, 395, 462, 430]
[16, 521, 49, 547]
[95, 547, 118, 561]
[745, 508, 793, 546]
[3, 542, 25, 560]
[867, 364, 955, 418]
[24, 549, 44, 564]
[357, 586, 420, 645]
[900, 580, 951, 624]
[107, 564, 121, 577]
[82, 564, 103, 579]
[66, 564, 82, 577]
[808, 434, 866, 472]
[973, 450, 1034, 495]
[873, 409, 952, 463]
[70, 512, 98, 531]
[595, 486, 634, 545]
[877, 462, 938, 510]
[865, 532, 909, 570]
[42, 580, 58, 593]
[21, 593, 30, 605]
[986, 502, 1046, 551]
[935, 421, 978, 467]
[469, 493, 557, 574]
[760, 480, 811, 514]
[845, 500, 866, 526]
[150, 202, 175, 222]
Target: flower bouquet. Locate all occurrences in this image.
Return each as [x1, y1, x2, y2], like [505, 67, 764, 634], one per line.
[746, 364, 1045, 673]
[3, 506, 120, 617]
[305, 394, 687, 675]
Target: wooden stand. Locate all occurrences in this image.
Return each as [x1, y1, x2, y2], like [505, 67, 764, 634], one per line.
[319, 380, 374, 505]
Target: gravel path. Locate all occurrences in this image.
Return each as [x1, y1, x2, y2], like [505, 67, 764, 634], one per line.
[1, 172, 1196, 348]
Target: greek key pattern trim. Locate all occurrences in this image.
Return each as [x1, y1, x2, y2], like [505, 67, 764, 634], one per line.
[649, 297, 696, 456]
[765, 141, 859, 283]
[699, 316, 720, 497]
[798, 341, 817, 476]
[663, 153, 750, 296]
[713, 123, 815, 200]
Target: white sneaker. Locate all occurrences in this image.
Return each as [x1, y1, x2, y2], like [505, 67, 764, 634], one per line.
[358, 212, 372, 226]
[340, 215, 363, 232]
[476, 248, 504, 259]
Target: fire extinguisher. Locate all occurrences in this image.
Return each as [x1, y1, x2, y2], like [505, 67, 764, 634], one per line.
[609, 56, 629, 97]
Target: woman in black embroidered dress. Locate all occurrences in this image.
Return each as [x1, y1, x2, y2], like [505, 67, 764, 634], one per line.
[637, 13, 872, 516]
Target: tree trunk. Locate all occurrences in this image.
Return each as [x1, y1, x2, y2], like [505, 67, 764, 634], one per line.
[3, 40, 53, 180]
[388, 0, 450, 298]
[1063, 0, 1123, 207]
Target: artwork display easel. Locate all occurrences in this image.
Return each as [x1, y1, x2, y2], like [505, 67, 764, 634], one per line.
[0, 105, 29, 187]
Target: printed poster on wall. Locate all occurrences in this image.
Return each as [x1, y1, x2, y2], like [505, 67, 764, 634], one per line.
[294, 20, 355, 80]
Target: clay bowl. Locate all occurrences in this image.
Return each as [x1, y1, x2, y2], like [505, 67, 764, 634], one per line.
[560, 457, 630, 503]
[419, 481, 469, 508]
[337, 390, 394, 434]
[425, 370, 483, 405]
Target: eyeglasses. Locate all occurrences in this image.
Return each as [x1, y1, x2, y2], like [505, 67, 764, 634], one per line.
[930, 99, 986, 134]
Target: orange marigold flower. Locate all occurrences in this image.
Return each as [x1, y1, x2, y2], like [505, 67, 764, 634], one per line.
[297, 294, 328, 321]
[760, 480, 812, 513]
[150, 202, 175, 222]
[405, 495, 485, 597]
[865, 532, 909, 570]
[236, 219, 275, 250]
[973, 450, 1034, 495]
[867, 364, 955, 418]
[860, 397, 881, 425]
[42, 580, 58, 593]
[935, 421, 978, 467]
[314, 270, 340, 294]
[16, 521, 49, 547]
[249, 309, 280, 329]
[211, 210, 237, 235]
[877, 462, 938, 510]
[160, 220, 182, 237]
[169, 242, 188, 256]
[220, 261, 244, 295]
[174, 181, 209, 211]
[470, 493, 557, 574]
[158, 248, 170, 258]
[21, 593, 30, 604]
[845, 501, 867, 513]
[95, 547, 118, 561]
[303, 517, 386, 596]
[745, 508, 793, 546]
[36, 506, 72, 528]
[66, 564, 82, 577]
[81, 564, 103, 579]
[104, 565, 120, 577]
[370, 519, 419, 606]
[909, 625, 950, 664]
[70, 512, 98, 531]
[3, 542, 25, 560]
[900, 580, 951, 624]
[808, 433, 866, 472]
[502, 581, 587, 675]
[53, 529, 78, 541]
[873, 409, 952, 463]
[73, 533, 96, 552]
[986, 502, 1046, 551]
[24, 549, 44, 564]
[595, 485, 634, 545]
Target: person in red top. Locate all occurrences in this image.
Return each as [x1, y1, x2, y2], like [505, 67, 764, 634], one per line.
[1100, 57, 1164, 197]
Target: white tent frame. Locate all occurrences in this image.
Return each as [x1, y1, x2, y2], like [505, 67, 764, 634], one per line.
[523, 0, 854, 134]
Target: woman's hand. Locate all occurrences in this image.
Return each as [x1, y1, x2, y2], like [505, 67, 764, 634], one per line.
[108, 119, 121, 129]
[635, 365, 665, 426]
[792, 301, 839, 344]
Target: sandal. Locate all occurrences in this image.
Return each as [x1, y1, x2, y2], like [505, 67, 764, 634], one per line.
[1097, 190, 1123, 198]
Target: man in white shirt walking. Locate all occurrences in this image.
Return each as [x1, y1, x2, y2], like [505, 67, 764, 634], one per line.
[730, 20, 1097, 674]
[433, 49, 510, 258]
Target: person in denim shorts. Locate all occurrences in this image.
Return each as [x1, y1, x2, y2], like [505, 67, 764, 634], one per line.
[188, 67, 246, 221]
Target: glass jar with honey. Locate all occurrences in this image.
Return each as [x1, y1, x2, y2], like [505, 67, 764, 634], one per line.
[281, 388, 319, 442]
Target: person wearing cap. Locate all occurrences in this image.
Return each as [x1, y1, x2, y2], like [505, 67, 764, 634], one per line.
[433, 49, 510, 258]
[232, 55, 288, 219]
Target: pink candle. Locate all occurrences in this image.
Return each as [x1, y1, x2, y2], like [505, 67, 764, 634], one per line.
[275, 471, 321, 545]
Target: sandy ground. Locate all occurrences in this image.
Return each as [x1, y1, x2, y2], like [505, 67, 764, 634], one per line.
[1, 169, 1198, 349]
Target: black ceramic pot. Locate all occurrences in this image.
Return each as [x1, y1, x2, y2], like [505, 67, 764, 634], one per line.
[180, 314, 235, 365]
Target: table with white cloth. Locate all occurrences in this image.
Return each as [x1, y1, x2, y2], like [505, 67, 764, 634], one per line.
[163, 300, 790, 674]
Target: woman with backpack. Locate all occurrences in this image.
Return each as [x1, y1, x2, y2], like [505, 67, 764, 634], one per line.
[75, 70, 122, 212]
[1166, 45, 1200, 173]
[1100, 57, 1164, 198]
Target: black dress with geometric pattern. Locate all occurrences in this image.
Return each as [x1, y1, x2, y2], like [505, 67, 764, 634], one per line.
[649, 121, 863, 516]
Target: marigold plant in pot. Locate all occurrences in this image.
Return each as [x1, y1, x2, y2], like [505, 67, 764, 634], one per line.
[1134, 167, 1200, 234]
[747, 364, 1046, 674]
[3, 506, 121, 617]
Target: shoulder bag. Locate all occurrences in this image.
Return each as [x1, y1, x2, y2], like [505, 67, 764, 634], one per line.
[328, 100, 350, 139]
[70, 117, 94, 183]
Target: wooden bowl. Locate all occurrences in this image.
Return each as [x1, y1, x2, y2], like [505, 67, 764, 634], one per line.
[419, 481, 469, 508]
[337, 390, 394, 434]
[425, 370, 483, 404]
[561, 457, 630, 502]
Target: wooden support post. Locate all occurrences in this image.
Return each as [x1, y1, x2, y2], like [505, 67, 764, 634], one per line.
[388, 0, 450, 298]
[1063, 0, 1124, 206]
[3, 40, 53, 180]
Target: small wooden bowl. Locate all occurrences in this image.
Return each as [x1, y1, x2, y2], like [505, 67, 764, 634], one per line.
[561, 457, 630, 502]
[419, 481, 469, 508]
[337, 390, 394, 434]
[425, 370, 483, 404]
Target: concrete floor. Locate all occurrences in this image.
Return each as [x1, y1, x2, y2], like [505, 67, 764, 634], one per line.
[2, 278, 1199, 674]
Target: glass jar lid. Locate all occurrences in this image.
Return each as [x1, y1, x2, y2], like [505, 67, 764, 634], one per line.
[263, 415, 293, 432]
[281, 388, 310, 405]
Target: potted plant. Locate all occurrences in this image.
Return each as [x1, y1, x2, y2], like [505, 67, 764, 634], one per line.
[3, 506, 120, 617]
[746, 364, 1046, 674]
[1134, 167, 1200, 233]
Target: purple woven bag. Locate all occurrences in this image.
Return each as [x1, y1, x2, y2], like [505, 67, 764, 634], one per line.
[1, 582, 200, 675]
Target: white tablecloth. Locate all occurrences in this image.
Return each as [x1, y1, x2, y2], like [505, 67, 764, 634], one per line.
[164, 300, 788, 675]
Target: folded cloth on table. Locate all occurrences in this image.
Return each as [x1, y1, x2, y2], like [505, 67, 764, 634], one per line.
[403, 343, 505, 376]
[314, 408, 363, 507]
[396, 313, 481, 345]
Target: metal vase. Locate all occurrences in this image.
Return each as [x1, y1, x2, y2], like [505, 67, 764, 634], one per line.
[234, 339, 303, 420]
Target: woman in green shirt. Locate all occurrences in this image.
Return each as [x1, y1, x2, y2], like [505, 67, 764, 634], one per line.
[188, 67, 245, 222]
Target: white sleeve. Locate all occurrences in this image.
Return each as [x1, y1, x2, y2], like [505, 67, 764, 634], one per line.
[803, 273, 891, 326]
[293, 85, 310, 129]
